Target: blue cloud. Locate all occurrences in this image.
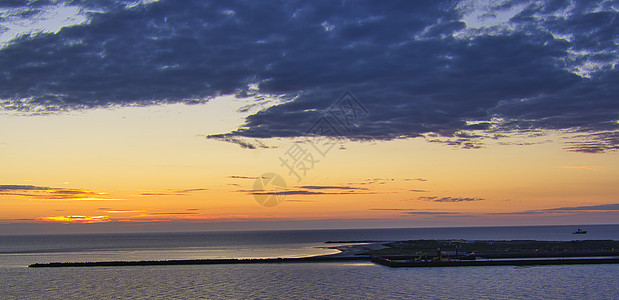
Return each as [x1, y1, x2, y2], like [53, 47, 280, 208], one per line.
[1, 0, 617, 152]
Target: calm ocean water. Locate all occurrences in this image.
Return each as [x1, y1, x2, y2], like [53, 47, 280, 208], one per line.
[1, 225, 618, 299]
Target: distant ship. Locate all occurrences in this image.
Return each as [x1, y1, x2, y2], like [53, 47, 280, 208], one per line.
[572, 228, 587, 234]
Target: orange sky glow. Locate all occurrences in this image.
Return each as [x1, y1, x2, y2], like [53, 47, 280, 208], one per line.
[1, 99, 617, 234]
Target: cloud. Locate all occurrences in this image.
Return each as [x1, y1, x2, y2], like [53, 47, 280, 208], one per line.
[0, 184, 115, 200]
[248, 185, 376, 195]
[228, 175, 269, 180]
[239, 181, 377, 195]
[137, 192, 184, 196]
[490, 211, 548, 215]
[370, 208, 462, 215]
[135, 188, 208, 196]
[403, 211, 462, 215]
[250, 190, 350, 195]
[104, 210, 146, 214]
[349, 178, 396, 185]
[545, 203, 619, 211]
[0, 185, 48, 191]
[299, 185, 367, 190]
[38, 215, 110, 223]
[424, 135, 484, 149]
[177, 188, 208, 193]
[56, 198, 121, 201]
[0, 1, 617, 152]
[149, 212, 199, 215]
[371, 208, 460, 212]
[208, 136, 261, 149]
[493, 203, 619, 215]
[115, 213, 265, 223]
[404, 178, 428, 182]
[418, 196, 484, 202]
[564, 131, 619, 153]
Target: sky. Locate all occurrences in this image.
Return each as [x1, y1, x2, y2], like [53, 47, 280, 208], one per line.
[0, 0, 617, 234]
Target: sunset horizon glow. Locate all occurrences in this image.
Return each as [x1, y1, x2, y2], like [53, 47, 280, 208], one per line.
[1, 0, 618, 235]
[1, 99, 617, 234]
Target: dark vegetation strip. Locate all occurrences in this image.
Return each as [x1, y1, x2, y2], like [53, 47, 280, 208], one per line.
[29, 256, 368, 268]
[373, 257, 619, 268]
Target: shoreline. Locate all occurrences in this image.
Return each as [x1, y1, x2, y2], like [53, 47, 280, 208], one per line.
[28, 240, 619, 268]
[373, 257, 619, 268]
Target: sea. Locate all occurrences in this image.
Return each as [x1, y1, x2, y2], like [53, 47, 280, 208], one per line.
[1, 225, 618, 299]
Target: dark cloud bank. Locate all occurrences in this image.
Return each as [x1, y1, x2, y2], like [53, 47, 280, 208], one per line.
[493, 203, 619, 215]
[1, 0, 617, 152]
